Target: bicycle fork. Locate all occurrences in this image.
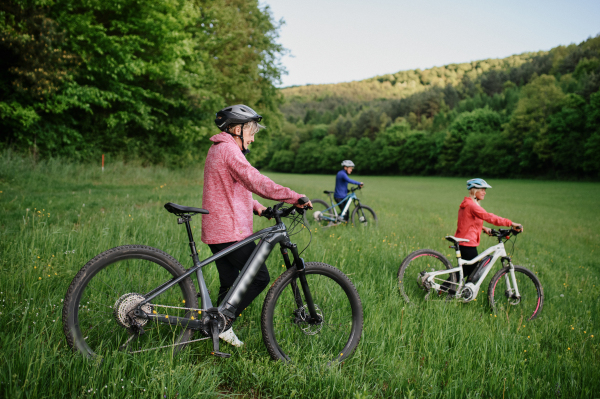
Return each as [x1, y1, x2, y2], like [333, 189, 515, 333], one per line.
[503, 262, 521, 300]
[280, 243, 321, 322]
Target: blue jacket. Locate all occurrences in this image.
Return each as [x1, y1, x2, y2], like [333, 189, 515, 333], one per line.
[334, 170, 361, 199]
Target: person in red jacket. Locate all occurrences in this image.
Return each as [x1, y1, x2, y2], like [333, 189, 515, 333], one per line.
[203, 104, 311, 347]
[455, 178, 523, 279]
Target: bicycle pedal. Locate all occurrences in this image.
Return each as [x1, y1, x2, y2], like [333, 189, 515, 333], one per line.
[210, 350, 231, 358]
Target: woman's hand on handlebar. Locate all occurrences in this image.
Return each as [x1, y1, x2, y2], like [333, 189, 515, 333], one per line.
[255, 205, 268, 216]
[295, 195, 312, 210]
[482, 226, 493, 236]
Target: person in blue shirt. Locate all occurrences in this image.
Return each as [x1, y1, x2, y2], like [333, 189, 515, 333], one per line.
[334, 160, 363, 221]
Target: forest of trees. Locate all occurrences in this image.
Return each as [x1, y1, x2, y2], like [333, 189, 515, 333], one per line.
[261, 36, 600, 178]
[2, 1, 599, 178]
[0, 0, 285, 167]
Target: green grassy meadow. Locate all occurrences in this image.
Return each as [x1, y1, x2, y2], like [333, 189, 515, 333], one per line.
[1, 153, 599, 398]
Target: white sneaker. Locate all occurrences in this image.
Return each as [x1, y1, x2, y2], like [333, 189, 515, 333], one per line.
[218, 328, 244, 347]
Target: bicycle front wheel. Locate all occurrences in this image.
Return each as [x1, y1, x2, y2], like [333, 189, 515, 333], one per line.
[303, 199, 336, 228]
[63, 245, 199, 358]
[261, 262, 363, 364]
[488, 266, 544, 321]
[397, 249, 456, 304]
[351, 205, 377, 227]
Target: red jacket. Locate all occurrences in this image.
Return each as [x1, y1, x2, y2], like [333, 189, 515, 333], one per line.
[201, 132, 302, 244]
[455, 197, 512, 247]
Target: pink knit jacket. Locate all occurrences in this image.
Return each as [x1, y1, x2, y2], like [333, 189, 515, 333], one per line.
[201, 132, 302, 244]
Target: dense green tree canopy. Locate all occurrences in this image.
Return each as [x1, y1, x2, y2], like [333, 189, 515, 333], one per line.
[0, 0, 285, 165]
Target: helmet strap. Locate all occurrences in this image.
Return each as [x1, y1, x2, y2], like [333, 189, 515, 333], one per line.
[227, 124, 250, 156]
[240, 124, 250, 156]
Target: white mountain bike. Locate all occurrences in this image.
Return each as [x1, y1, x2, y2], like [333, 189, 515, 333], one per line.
[397, 228, 544, 321]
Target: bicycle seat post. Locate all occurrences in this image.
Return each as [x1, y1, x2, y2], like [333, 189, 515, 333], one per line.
[179, 215, 199, 259]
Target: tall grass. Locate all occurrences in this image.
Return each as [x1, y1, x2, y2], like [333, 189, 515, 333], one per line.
[1, 152, 599, 398]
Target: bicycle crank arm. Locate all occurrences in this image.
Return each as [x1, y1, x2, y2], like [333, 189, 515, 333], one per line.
[210, 319, 231, 358]
[139, 311, 204, 330]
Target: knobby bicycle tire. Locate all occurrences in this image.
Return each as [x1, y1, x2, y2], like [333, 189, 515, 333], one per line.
[397, 249, 456, 304]
[62, 245, 198, 358]
[351, 205, 377, 227]
[261, 262, 363, 364]
[488, 265, 544, 321]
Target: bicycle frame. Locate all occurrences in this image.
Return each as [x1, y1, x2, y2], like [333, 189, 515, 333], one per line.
[137, 214, 315, 325]
[322, 192, 359, 222]
[424, 241, 518, 301]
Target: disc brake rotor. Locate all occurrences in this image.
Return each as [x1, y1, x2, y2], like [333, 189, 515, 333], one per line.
[294, 305, 324, 335]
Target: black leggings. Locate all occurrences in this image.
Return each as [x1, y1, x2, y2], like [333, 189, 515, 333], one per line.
[444, 246, 478, 293]
[208, 241, 270, 318]
[459, 245, 479, 278]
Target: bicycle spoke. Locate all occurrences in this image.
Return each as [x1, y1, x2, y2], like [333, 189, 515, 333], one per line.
[263, 263, 362, 364]
[398, 250, 455, 304]
[64, 247, 198, 358]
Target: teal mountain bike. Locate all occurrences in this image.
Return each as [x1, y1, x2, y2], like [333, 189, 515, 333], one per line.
[304, 186, 377, 228]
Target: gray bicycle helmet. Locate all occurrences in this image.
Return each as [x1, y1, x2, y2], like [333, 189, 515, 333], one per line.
[341, 160, 355, 167]
[466, 178, 492, 190]
[215, 104, 265, 154]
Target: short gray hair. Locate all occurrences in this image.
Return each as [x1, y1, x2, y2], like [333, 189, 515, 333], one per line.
[227, 121, 260, 135]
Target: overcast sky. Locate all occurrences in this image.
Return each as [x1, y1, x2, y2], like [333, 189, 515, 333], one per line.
[259, 0, 600, 87]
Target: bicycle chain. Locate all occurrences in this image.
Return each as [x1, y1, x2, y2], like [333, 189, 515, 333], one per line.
[148, 303, 207, 313]
[122, 303, 222, 353]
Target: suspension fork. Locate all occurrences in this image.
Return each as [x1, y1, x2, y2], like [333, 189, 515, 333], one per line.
[503, 260, 521, 298]
[281, 242, 320, 321]
[280, 244, 303, 308]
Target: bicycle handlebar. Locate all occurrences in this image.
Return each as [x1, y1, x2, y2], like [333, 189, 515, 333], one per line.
[490, 228, 521, 238]
[253, 198, 313, 220]
[350, 185, 362, 193]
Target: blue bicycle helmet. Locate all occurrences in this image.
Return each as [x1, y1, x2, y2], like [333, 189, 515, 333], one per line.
[466, 178, 492, 190]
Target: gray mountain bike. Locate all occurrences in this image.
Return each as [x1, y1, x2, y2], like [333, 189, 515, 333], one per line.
[63, 200, 363, 363]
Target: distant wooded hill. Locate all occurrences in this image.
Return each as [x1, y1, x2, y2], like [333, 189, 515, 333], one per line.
[258, 36, 600, 178]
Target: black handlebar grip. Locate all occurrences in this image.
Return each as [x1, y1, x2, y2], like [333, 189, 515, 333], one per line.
[253, 210, 259, 215]
[297, 196, 309, 205]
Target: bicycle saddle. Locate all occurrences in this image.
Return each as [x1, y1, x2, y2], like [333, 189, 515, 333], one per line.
[164, 202, 209, 215]
[323, 190, 334, 194]
[445, 236, 470, 244]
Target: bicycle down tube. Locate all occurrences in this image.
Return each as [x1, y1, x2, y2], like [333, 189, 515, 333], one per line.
[326, 193, 356, 222]
[139, 219, 317, 322]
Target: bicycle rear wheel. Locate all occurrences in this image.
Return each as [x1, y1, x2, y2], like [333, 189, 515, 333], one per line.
[303, 199, 336, 228]
[261, 262, 363, 364]
[63, 245, 198, 358]
[488, 266, 543, 321]
[397, 249, 457, 304]
[351, 205, 377, 227]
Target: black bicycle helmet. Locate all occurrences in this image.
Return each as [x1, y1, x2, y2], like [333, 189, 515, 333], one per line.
[215, 104, 264, 132]
[215, 105, 265, 155]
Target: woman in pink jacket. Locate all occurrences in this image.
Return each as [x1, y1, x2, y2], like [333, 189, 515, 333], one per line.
[202, 104, 311, 347]
[455, 178, 523, 279]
